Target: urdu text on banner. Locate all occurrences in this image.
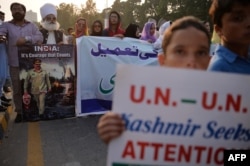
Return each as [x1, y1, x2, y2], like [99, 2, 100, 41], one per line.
[76, 36, 158, 116]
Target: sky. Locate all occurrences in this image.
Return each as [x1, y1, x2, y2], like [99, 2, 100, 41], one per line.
[0, 0, 116, 21]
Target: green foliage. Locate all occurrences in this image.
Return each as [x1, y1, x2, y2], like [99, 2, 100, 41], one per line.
[57, 3, 79, 31]
[111, 0, 142, 28]
[56, 0, 212, 32]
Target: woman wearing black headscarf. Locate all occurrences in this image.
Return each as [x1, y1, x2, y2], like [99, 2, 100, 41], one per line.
[124, 23, 140, 39]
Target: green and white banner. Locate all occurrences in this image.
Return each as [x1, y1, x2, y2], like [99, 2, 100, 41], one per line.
[76, 36, 158, 116]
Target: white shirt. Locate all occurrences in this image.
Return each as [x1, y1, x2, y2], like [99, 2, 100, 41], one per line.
[46, 31, 56, 44]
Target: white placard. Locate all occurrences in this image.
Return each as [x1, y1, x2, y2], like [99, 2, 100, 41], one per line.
[107, 64, 250, 166]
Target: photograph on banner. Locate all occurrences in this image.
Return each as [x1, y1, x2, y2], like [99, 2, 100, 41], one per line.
[107, 64, 250, 166]
[18, 44, 76, 121]
[76, 36, 159, 116]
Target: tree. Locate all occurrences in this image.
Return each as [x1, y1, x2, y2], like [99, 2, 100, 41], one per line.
[78, 0, 103, 27]
[111, 0, 142, 28]
[138, 0, 212, 27]
[55, 0, 213, 32]
[57, 3, 79, 31]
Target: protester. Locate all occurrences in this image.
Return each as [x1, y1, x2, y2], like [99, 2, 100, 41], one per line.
[67, 27, 74, 44]
[97, 16, 211, 144]
[90, 20, 103, 36]
[102, 11, 125, 37]
[40, 3, 67, 44]
[67, 27, 73, 35]
[153, 20, 172, 52]
[0, 17, 11, 112]
[140, 21, 157, 43]
[157, 18, 167, 31]
[23, 58, 51, 120]
[148, 17, 160, 38]
[207, 0, 250, 74]
[0, 10, 7, 103]
[203, 20, 211, 37]
[0, 41, 9, 112]
[0, 2, 43, 123]
[124, 23, 140, 39]
[75, 17, 89, 37]
[72, 17, 89, 45]
[0, 10, 12, 99]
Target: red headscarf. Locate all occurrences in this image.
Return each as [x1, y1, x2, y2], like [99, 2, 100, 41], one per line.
[75, 17, 89, 38]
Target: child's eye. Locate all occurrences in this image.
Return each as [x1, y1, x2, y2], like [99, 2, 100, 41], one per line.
[197, 50, 208, 56]
[175, 49, 184, 55]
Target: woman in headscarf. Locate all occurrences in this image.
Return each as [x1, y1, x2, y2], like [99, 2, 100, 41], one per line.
[102, 11, 125, 37]
[124, 23, 140, 39]
[140, 22, 157, 43]
[72, 17, 89, 45]
[90, 20, 103, 36]
[153, 21, 172, 50]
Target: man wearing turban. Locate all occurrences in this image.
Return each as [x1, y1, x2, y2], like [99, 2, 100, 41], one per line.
[40, 3, 68, 44]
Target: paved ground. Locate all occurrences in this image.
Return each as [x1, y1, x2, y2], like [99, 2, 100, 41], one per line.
[0, 114, 108, 166]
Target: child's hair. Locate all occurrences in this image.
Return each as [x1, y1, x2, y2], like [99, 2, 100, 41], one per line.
[209, 0, 250, 27]
[162, 16, 211, 55]
[67, 27, 73, 34]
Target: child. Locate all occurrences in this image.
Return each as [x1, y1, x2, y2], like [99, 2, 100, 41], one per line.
[207, 0, 250, 74]
[97, 16, 211, 144]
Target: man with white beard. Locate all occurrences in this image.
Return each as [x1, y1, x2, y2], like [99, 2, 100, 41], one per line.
[40, 3, 68, 44]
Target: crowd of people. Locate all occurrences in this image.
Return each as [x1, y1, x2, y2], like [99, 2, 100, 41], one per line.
[0, 1, 249, 165]
[96, 0, 250, 145]
[0, 0, 249, 139]
[0, 2, 164, 121]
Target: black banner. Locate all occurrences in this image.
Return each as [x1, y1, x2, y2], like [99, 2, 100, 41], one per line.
[224, 150, 250, 166]
[18, 44, 76, 121]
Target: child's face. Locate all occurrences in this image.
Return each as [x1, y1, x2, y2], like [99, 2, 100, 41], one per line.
[158, 27, 210, 70]
[215, 3, 250, 47]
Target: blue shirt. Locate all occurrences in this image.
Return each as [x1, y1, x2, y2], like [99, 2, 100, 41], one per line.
[0, 43, 8, 96]
[207, 45, 250, 74]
